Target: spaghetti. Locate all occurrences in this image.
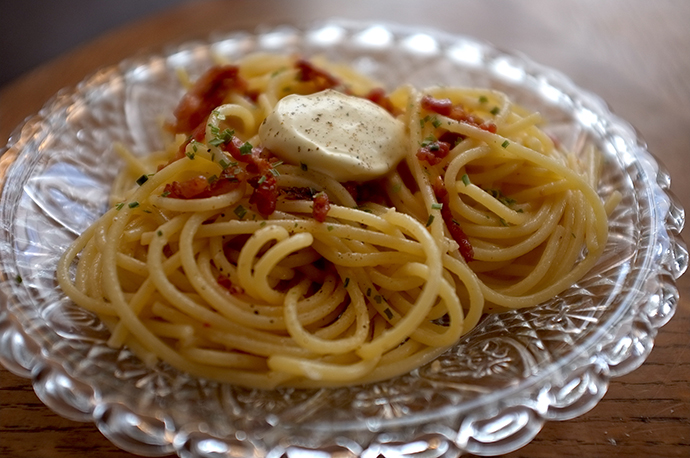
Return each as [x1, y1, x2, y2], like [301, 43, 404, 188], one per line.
[57, 53, 616, 388]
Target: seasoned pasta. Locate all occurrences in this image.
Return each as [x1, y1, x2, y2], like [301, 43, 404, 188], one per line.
[57, 53, 615, 388]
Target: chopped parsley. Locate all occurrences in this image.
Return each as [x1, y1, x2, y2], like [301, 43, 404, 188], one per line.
[343, 277, 350, 288]
[383, 307, 394, 320]
[15, 275, 22, 284]
[420, 115, 430, 128]
[431, 203, 443, 210]
[461, 174, 471, 186]
[115, 202, 125, 210]
[208, 127, 234, 147]
[185, 151, 196, 160]
[128, 201, 140, 208]
[136, 174, 149, 186]
[501, 140, 510, 148]
[374, 295, 383, 304]
[421, 135, 437, 147]
[479, 95, 489, 104]
[487, 188, 517, 207]
[390, 183, 402, 193]
[269, 161, 283, 176]
[491, 106, 500, 115]
[157, 230, 163, 236]
[426, 215, 435, 227]
[300, 162, 308, 171]
[239, 142, 253, 155]
[211, 109, 226, 120]
[233, 204, 247, 219]
[207, 174, 218, 185]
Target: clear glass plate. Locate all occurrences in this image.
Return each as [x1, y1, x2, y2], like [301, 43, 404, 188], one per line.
[0, 20, 687, 457]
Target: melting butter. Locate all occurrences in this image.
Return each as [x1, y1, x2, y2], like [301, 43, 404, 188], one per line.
[259, 90, 407, 181]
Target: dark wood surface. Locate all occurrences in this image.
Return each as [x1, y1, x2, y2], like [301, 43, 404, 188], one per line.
[1, 1, 689, 457]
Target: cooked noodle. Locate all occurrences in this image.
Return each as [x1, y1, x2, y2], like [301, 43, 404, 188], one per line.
[57, 53, 615, 388]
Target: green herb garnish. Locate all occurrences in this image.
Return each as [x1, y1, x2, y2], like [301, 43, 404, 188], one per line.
[234, 205, 247, 219]
[239, 142, 253, 155]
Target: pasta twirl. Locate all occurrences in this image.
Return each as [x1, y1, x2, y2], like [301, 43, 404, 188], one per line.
[57, 53, 614, 388]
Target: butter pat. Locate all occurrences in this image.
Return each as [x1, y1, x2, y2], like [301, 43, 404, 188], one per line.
[259, 90, 407, 181]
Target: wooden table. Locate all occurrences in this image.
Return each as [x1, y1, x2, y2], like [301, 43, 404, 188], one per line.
[1, 1, 688, 457]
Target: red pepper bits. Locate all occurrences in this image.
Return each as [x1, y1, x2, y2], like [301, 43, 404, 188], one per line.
[433, 177, 474, 262]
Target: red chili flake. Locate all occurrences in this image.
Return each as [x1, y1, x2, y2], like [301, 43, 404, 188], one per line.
[312, 192, 331, 222]
[217, 276, 244, 295]
[433, 176, 474, 262]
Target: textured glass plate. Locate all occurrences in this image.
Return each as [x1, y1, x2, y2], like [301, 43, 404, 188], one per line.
[0, 20, 687, 458]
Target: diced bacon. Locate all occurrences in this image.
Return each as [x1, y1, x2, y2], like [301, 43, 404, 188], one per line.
[296, 59, 349, 92]
[223, 136, 276, 176]
[172, 121, 208, 161]
[364, 87, 397, 114]
[416, 141, 451, 166]
[438, 131, 465, 147]
[162, 169, 243, 199]
[421, 96, 454, 116]
[343, 180, 391, 206]
[421, 95, 497, 133]
[170, 65, 246, 134]
[248, 174, 278, 216]
[312, 192, 330, 222]
[164, 176, 209, 199]
[433, 177, 474, 262]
